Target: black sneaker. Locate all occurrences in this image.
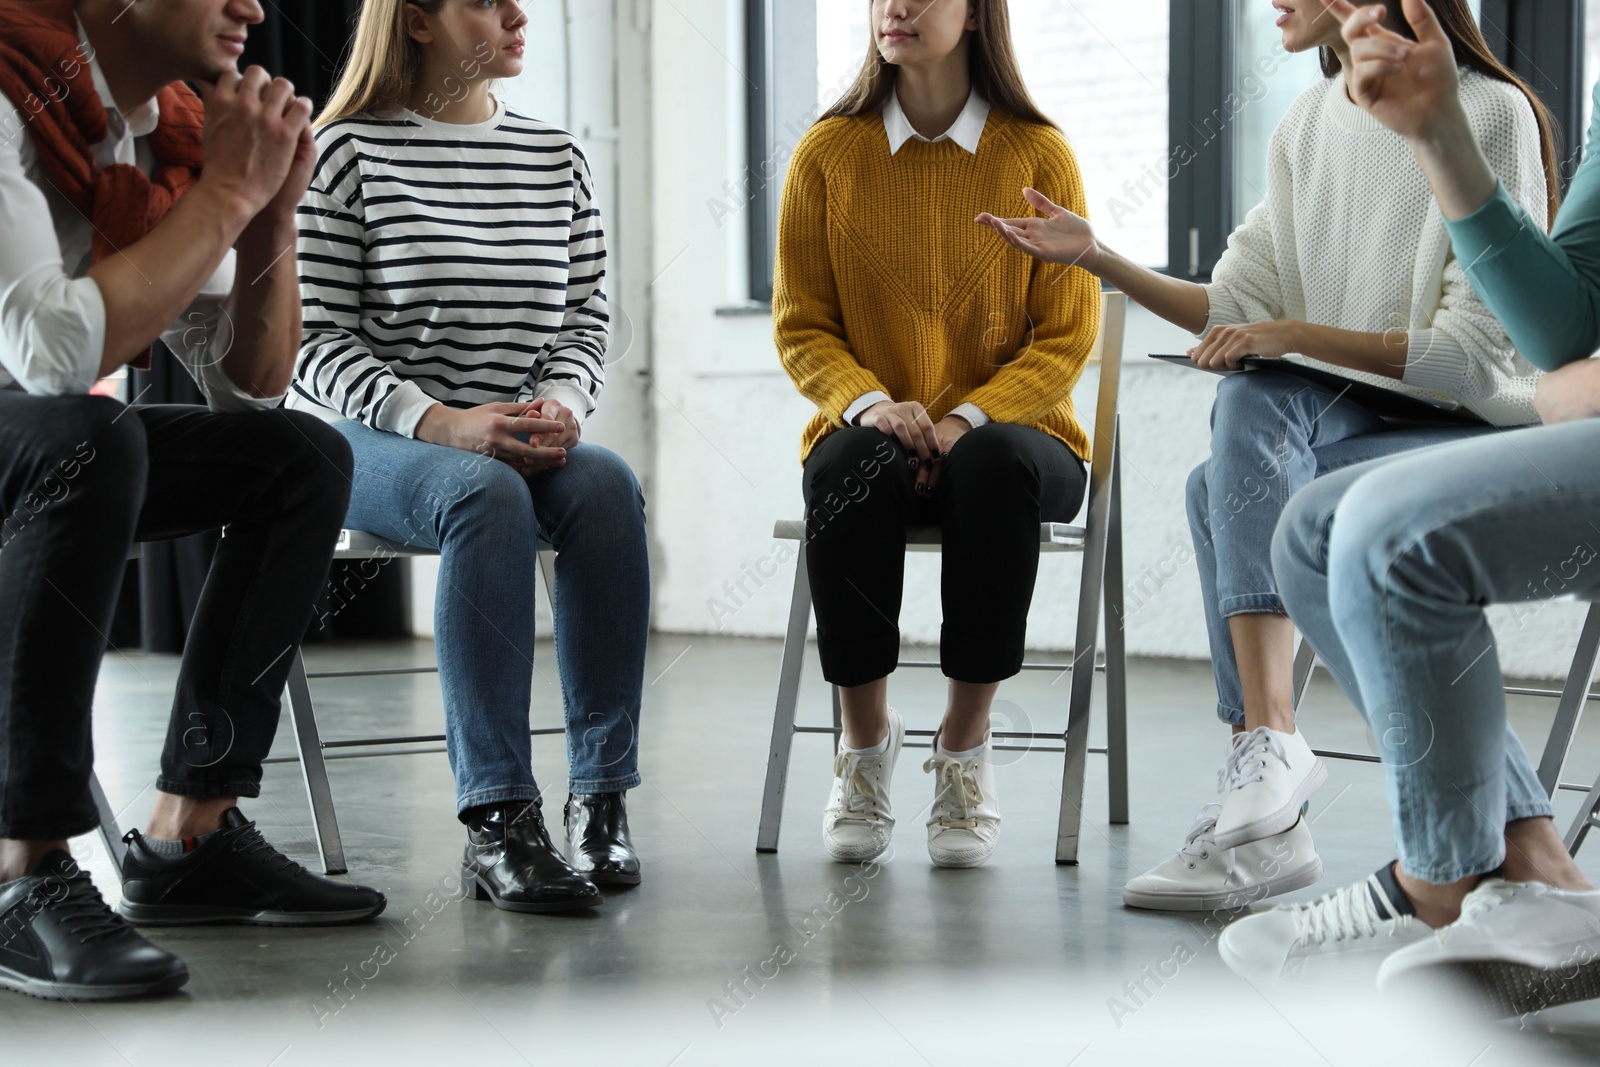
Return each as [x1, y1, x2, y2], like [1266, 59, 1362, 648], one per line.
[0, 851, 188, 1001]
[118, 807, 386, 926]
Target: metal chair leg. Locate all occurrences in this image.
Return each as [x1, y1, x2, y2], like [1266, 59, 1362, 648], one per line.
[537, 548, 558, 625]
[1057, 420, 1115, 865]
[1290, 637, 1318, 713]
[1538, 603, 1600, 797]
[89, 772, 127, 869]
[757, 545, 813, 853]
[1567, 764, 1600, 856]
[1104, 428, 1129, 826]
[285, 647, 348, 875]
[831, 685, 842, 750]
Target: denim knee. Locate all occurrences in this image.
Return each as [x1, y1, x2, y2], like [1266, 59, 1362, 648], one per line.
[438, 456, 535, 540]
[1209, 368, 1300, 430]
[1184, 459, 1211, 538]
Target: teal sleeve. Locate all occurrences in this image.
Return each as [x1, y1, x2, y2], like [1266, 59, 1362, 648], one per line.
[1445, 81, 1600, 371]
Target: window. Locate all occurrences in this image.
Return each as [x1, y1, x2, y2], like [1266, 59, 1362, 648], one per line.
[1231, 5, 1323, 225]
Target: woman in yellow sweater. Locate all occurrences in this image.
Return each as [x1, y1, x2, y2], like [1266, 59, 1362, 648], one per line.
[774, 0, 1100, 869]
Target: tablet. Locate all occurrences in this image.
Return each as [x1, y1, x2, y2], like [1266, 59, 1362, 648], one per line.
[1148, 354, 1487, 427]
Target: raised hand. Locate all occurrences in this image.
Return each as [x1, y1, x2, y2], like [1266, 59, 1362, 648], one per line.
[1328, 0, 1461, 141]
[976, 187, 1102, 270]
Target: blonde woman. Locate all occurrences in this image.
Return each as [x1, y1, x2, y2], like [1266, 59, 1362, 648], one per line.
[292, 0, 647, 911]
[775, 0, 1100, 869]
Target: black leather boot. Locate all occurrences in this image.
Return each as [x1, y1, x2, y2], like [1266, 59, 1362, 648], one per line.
[462, 801, 602, 913]
[563, 792, 641, 887]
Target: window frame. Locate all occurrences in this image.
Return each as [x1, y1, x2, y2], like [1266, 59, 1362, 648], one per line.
[746, 0, 775, 303]
[1479, 0, 1587, 188]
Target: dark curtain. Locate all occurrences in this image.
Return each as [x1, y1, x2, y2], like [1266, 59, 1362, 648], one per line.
[111, 0, 407, 651]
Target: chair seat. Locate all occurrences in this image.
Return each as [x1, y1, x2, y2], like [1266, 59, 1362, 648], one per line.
[335, 529, 437, 559]
[772, 519, 1086, 552]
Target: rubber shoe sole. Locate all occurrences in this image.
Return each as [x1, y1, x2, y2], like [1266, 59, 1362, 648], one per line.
[1213, 759, 1328, 851]
[1408, 958, 1600, 1018]
[581, 867, 642, 888]
[826, 835, 891, 864]
[1122, 854, 1323, 912]
[118, 899, 386, 927]
[461, 867, 603, 913]
[0, 965, 188, 1002]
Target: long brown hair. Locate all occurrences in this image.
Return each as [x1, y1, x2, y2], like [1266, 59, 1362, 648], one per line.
[1321, 0, 1561, 222]
[820, 0, 1056, 130]
[316, 0, 445, 127]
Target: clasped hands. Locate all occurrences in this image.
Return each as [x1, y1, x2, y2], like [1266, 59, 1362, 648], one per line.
[857, 400, 972, 494]
[415, 397, 580, 476]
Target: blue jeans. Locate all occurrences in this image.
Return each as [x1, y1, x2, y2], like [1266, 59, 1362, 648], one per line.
[1188, 371, 1494, 724]
[335, 421, 649, 814]
[1270, 423, 1599, 882]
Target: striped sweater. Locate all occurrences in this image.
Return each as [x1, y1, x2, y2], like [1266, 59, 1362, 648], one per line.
[290, 98, 608, 436]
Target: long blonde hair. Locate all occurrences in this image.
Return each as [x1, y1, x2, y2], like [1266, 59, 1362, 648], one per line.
[316, 0, 445, 127]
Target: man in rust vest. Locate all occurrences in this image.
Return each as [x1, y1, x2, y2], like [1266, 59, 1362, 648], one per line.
[0, 0, 385, 1002]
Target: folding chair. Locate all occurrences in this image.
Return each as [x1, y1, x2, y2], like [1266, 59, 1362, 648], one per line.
[1290, 602, 1600, 858]
[755, 291, 1129, 865]
[93, 530, 557, 876]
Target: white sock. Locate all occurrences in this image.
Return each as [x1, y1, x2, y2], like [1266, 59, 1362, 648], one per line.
[935, 738, 985, 760]
[842, 732, 889, 757]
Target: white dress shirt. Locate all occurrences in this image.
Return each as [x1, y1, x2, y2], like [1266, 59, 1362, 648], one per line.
[842, 88, 994, 433]
[0, 20, 276, 411]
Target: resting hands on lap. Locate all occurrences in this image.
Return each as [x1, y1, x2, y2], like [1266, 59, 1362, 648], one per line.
[414, 401, 569, 475]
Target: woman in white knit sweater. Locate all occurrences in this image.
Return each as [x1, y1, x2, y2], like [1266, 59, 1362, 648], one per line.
[978, 0, 1558, 910]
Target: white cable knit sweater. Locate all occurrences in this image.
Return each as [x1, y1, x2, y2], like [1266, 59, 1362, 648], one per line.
[1204, 70, 1548, 427]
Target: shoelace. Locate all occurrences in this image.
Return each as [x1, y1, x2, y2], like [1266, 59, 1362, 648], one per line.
[36, 869, 131, 945]
[1289, 878, 1388, 946]
[831, 751, 889, 825]
[1175, 804, 1231, 873]
[232, 824, 308, 879]
[923, 754, 983, 830]
[1224, 726, 1289, 793]
[1215, 734, 1250, 794]
[1459, 879, 1519, 923]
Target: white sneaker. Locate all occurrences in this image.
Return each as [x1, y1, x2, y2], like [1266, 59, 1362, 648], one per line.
[822, 708, 905, 863]
[1218, 867, 1429, 985]
[1378, 878, 1600, 1017]
[1213, 726, 1327, 850]
[923, 733, 999, 868]
[1122, 804, 1323, 912]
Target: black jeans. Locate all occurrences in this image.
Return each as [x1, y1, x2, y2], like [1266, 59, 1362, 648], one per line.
[0, 392, 353, 839]
[802, 423, 1088, 687]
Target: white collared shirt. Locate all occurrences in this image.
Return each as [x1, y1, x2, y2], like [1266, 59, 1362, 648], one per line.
[843, 88, 994, 431]
[880, 86, 991, 156]
[0, 18, 271, 411]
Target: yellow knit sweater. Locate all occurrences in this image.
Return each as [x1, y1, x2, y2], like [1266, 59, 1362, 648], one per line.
[773, 107, 1100, 464]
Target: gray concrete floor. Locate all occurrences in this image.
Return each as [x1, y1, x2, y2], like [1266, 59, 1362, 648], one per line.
[7, 635, 1600, 1065]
